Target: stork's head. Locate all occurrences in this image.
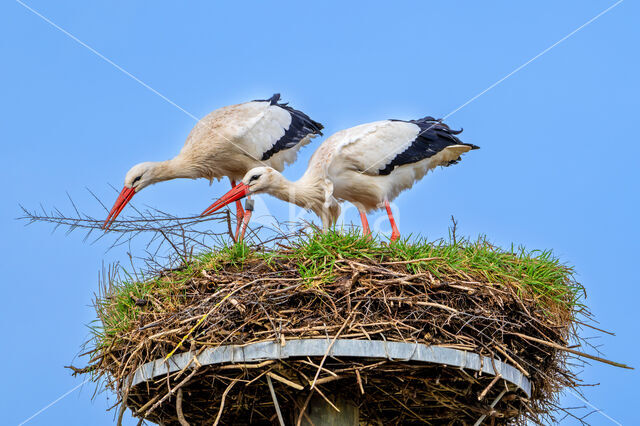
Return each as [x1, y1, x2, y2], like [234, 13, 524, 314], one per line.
[241, 166, 279, 194]
[124, 162, 160, 192]
[103, 162, 160, 230]
[200, 167, 279, 217]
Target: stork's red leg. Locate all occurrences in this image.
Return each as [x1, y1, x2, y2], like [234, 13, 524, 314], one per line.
[359, 210, 371, 240]
[230, 179, 245, 240]
[384, 200, 401, 242]
[238, 197, 254, 242]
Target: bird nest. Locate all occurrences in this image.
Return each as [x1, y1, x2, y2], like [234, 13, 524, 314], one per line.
[76, 231, 624, 425]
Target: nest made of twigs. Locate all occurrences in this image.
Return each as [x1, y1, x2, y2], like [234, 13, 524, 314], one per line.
[78, 231, 623, 425]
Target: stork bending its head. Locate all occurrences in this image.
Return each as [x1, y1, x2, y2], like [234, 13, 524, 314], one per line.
[102, 94, 323, 241]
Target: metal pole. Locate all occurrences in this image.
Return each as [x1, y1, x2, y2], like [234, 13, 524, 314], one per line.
[300, 394, 359, 426]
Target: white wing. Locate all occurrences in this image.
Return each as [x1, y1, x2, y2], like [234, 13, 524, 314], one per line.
[306, 119, 476, 210]
[184, 95, 322, 171]
[330, 120, 420, 175]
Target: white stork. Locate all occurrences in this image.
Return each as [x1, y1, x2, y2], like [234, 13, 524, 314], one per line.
[103, 94, 323, 239]
[201, 117, 478, 241]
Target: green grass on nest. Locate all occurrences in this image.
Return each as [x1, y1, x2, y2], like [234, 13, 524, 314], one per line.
[92, 230, 584, 353]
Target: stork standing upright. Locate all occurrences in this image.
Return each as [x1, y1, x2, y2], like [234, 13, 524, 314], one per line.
[103, 94, 323, 239]
[202, 117, 478, 241]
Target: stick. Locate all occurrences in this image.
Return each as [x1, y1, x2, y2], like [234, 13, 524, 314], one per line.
[266, 375, 286, 426]
[310, 375, 344, 386]
[212, 377, 240, 426]
[312, 385, 341, 413]
[355, 369, 365, 394]
[510, 332, 633, 369]
[218, 360, 274, 370]
[296, 391, 316, 426]
[225, 210, 236, 243]
[116, 402, 126, 426]
[478, 374, 502, 401]
[493, 345, 530, 377]
[176, 389, 190, 426]
[158, 229, 188, 265]
[473, 388, 507, 426]
[415, 301, 460, 314]
[381, 257, 441, 265]
[267, 371, 304, 391]
[135, 394, 161, 416]
[310, 301, 362, 389]
[142, 363, 199, 416]
[299, 358, 338, 377]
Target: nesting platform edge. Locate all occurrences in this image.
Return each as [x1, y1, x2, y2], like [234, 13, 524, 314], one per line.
[130, 339, 531, 396]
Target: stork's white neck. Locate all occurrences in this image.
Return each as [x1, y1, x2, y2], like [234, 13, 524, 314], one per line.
[264, 173, 324, 212]
[256, 171, 340, 232]
[150, 157, 201, 182]
[269, 173, 324, 211]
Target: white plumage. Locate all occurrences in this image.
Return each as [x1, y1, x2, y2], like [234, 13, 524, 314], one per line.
[203, 116, 478, 241]
[103, 94, 323, 238]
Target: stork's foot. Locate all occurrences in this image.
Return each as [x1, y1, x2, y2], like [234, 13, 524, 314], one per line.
[236, 203, 245, 221]
[384, 201, 401, 243]
[359, 210, 372, 241]
[238, 211, 252, 242]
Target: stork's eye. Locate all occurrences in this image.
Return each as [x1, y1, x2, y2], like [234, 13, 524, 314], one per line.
[249, 174, 260, 183]
[132, 176, 142, 185]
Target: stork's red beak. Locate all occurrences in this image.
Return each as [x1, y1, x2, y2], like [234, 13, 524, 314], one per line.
[201, 183, 249, 217]
[103, 186, 136, 230]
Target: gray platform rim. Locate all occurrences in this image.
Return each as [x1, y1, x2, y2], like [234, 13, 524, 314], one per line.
[130, 339, 531, 396]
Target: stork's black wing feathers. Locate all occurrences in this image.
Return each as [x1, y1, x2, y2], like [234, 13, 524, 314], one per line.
[378, 117, 478, 175]
[254, 94, 324, 161]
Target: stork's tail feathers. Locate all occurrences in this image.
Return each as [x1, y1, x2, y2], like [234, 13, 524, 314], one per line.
[266, 93, 281, 104]
[380, 117, 478, 174]
[412, 116, 479, 153]
[410, 116, 465, 136]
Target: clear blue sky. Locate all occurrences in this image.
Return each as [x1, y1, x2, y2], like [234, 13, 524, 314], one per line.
[1, 1, 638, 424]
